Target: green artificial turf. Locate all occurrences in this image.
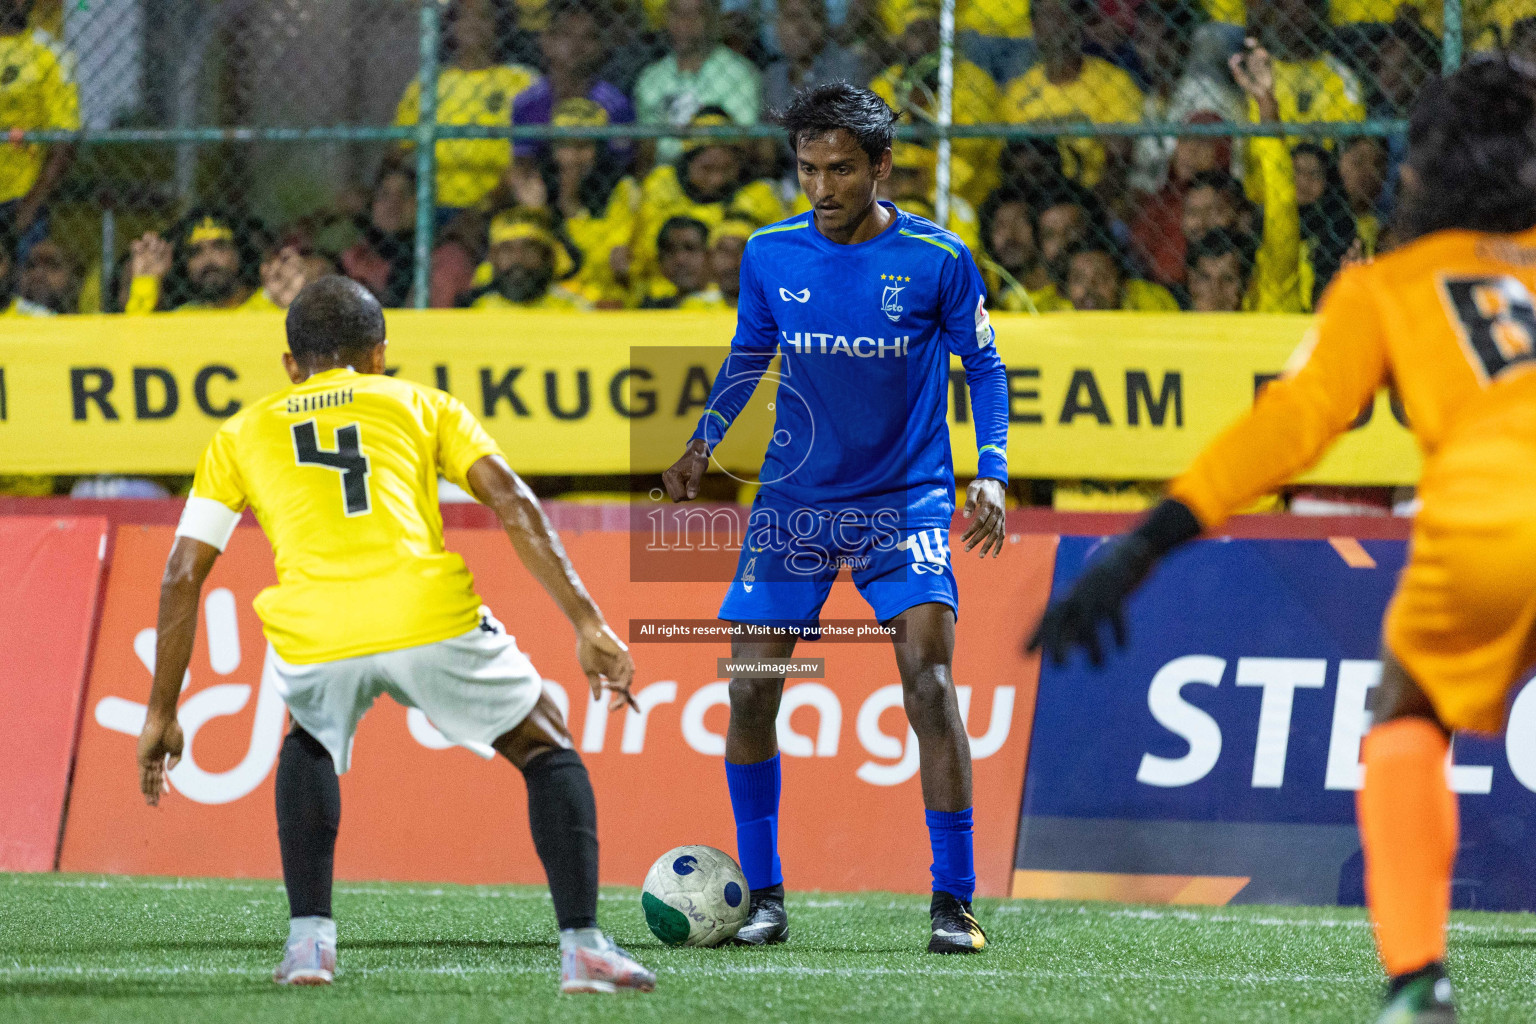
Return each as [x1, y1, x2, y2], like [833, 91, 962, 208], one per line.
[4, 873, 1535, 1023]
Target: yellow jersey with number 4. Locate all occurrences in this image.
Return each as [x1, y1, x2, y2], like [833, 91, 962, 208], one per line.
[188, 367, 503, 664]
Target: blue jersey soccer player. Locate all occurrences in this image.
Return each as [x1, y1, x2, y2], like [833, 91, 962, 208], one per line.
[662, 84, 1010, 954]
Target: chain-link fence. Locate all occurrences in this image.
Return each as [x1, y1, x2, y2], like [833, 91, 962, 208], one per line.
[0, 0, 1498, 319]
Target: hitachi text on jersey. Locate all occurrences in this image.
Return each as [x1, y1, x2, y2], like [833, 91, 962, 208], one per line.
[780, 332, 911, 357]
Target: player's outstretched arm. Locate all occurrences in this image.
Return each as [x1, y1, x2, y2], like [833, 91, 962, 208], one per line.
[138, 537, 220, 806]
[466, 454, 638, 711]
[1027, 498, 1202, 667]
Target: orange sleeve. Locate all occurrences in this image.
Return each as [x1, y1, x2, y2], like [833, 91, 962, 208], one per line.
[1168, 267, 1390, 528]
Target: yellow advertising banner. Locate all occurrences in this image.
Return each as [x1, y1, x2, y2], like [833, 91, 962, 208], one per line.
[0, 310, 1421, 482]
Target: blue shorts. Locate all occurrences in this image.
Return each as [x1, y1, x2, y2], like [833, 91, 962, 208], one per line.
[718, 500, 958, 632]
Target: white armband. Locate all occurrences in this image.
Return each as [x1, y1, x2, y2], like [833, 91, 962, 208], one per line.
[175, 496, 242, 551]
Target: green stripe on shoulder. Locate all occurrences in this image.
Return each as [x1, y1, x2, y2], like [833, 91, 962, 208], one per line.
[751, 221, 809, 239]
[898, 228, 959, 258]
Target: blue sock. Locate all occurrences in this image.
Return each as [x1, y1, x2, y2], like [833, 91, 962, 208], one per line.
[725, 754, 782, 891]
[926, 807, 976, 902]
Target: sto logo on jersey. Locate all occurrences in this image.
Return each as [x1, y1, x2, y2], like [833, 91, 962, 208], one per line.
[879, 274, 909, 322]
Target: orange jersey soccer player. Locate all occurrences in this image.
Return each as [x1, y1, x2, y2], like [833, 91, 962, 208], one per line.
[1031, 54, 1536, 1024]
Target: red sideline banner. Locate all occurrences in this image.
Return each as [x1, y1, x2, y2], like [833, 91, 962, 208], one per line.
[59, 525, 1053, 897]
[0, 516, 108, 871]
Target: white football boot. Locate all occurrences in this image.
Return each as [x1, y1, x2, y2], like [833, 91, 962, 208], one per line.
[273, 916, 337, 986]
[558, 929, 656, 994]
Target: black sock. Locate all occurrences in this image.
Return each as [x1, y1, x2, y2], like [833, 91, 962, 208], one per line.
[752, 883, 785, 901]
[522, 748, 599, 931]
[275, 727, 340, 920]
[1387, 961, 1447, 999]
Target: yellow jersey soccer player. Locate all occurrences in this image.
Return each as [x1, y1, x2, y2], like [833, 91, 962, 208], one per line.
[134, 277, 654, 995]
[1033, 55, 1536, 1024]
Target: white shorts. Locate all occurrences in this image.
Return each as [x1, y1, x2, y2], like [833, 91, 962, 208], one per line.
[268, 608, 543, 774]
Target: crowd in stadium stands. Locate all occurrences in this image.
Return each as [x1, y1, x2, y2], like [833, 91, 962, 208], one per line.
[0, 0, 1527, 321]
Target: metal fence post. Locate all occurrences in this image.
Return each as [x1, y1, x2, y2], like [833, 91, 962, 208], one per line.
[933, 0, 956, 227]
[1443, 0, 1462, 72]
[412, 0, 443, 310]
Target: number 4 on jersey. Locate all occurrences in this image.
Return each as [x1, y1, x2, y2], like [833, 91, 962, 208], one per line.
[292, 420, 372, 515]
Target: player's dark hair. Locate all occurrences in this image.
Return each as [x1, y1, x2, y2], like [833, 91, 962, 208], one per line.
[657, 216, 709, 255]
[1397, 54, 1536, 241]
[1184, 170, 1247, 213]
[1003, 137, 1066, 182]
[1035, 177, 1115, 250]
[1185, 228, 1256, 278]
[1062, 237, 1127, 281]
[774, 83, 896, 165]
[978, 187, 1034, 246]
[286, 276, 386, 365]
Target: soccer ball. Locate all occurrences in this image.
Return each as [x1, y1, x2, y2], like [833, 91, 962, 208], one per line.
[641, 845, 749, 947]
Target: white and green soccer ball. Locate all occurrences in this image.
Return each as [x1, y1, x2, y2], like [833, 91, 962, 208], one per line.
[641, 845, 749, 947]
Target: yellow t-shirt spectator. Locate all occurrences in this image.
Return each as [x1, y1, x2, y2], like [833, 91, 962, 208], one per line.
[1204, 0, 1441, 28]
[1000, 57, 1143, 188]
[995, 281, 1073, 313]
[629, 162, 786, 298]
[1247, 134, 1306, 314]
[1203, 0, 1244, 24]
[0, 29, 80, 204]
[565, 176, 642, 307]
[1269, 56, 1366, 124]
[1331, 0, 1441, 27]
[469, 287, 589, 311]
[395, 64, 541, 208]
[636, 277, 726, 309]
[125, 277, 283, 314]
[880, 0, 1031, 38]
[1244, 55, 1365, 202]
[1121, 279, 1180, 311]
[870, 59, 1002, 207]
[679, 286, 728, 310]
[959, 0, 1031, 36]
[1469, 0, 1536, 49]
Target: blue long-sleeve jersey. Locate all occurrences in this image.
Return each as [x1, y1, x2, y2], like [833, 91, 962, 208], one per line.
[690, 203, 1009, 527]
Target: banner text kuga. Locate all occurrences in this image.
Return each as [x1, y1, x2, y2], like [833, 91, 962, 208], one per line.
[0, 311, 1420, 482]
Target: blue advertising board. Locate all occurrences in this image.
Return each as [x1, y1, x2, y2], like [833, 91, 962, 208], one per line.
[1017, 535, 1536, 911]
